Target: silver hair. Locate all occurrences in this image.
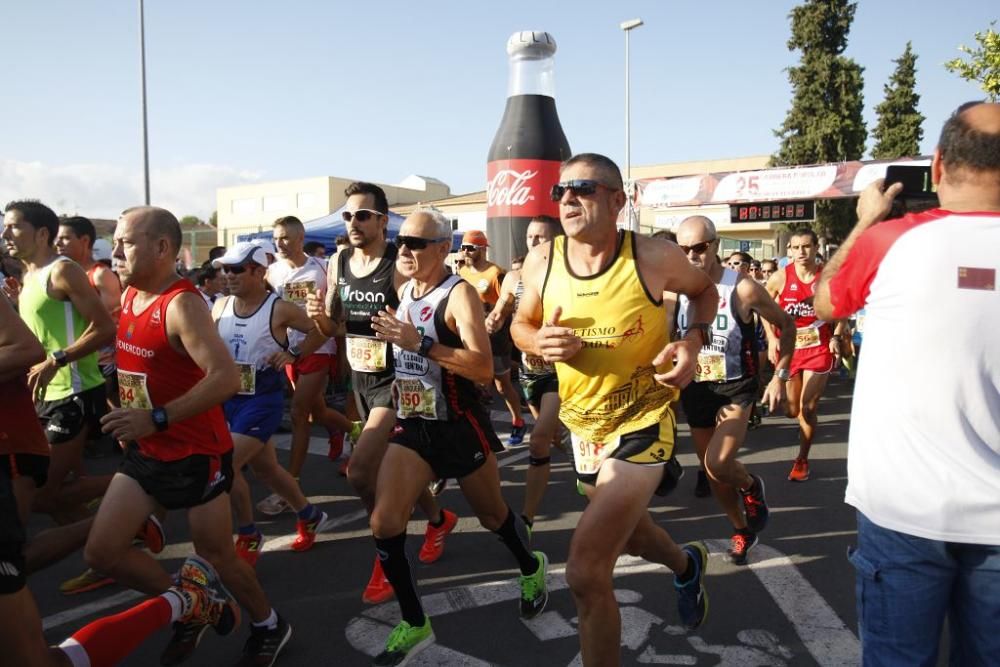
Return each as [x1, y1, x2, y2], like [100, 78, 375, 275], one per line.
[413, 206, 453, 240]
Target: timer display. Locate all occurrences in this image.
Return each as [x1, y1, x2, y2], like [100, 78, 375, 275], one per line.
[730, 201, 815, 223]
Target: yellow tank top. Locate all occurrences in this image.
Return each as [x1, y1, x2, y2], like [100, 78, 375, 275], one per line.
[543, 231, 677, 442]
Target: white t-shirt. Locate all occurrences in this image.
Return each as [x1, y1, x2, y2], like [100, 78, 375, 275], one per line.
[266, 255, 335, 355]
[829, 209, 1000, 546]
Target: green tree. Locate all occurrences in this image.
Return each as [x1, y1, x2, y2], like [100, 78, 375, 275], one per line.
[872, 42, 924, 159]
[179, 215, 204, 227]
[772, 0, 867, 242]
[208, 210, 218, 227]
[944, 21, 1000, 101]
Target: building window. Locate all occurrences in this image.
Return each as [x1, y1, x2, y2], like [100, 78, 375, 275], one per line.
[232, 198, 259, 215]
[263, 195, 291, 212]
[297, 192, 318, 209]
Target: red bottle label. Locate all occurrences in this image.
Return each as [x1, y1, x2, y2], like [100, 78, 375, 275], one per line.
[486, 159, 562, 219]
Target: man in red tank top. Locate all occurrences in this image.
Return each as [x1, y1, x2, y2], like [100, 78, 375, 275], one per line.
[765, 228, 845, 482]
[87, 207, 291, 666]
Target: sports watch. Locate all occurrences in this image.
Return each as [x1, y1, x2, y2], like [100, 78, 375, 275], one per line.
[775, 368, 791, 381]
[687, 323, 713, 347]
[288, 345, 302, 359]
[418, 335, 434, 358]
[151, 407, 169, 432]
[52, 349, 69, 367]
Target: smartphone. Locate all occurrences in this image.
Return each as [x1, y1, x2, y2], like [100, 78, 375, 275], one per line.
[884, 165, 935, 198]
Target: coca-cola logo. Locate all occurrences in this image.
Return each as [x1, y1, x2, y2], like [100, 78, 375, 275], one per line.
[487, 169, 538, 208]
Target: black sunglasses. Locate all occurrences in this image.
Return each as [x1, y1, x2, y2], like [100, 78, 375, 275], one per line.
[678, 239, 716, 255]
[221, 264, 249, 274]
[342, 209, 383, 223]
[550, 179, 611, 201]
[394, 235, 448, 251]
[460, 244, 481, 252]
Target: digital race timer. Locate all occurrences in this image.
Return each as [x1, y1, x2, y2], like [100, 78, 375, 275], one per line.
[730, 201, 815, 223]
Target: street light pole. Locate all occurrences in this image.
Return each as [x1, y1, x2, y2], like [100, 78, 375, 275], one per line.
[620, 18, 643, 232]
[139, 0, 150, 205]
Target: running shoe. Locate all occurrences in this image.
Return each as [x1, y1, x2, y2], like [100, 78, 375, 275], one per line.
[234, 615, 292, 667]
[788, 457, 810, 482]
[175, 555, 240, 635]
[673, 542, 709, 630]
[327, 431, 344, 461]
[363, 556, 394, 604]
[291, 511, 334, 552]
[136, 513, 166, 554]
[576, 479, 587, 497]
[694, 469, 711, 498]
[256, 492, 291, 516]
[728, 531, 758, 566]
[161, 620, 210, 666]
[235, 531, 265, 566]
[740, 474, 769, 533]
[373, 617, 434, 667]
[349, 420, 363, 442]
[508, 422, 527, 447]
[59, 568, 114, 596]
[518, 551, 549, 619]
[428, 478, 447, 496]
[418, 509, 458, 564]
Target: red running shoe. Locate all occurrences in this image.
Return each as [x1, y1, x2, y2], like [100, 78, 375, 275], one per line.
[362, 556, 394, 604]
[234, 531, 264, 567]
[418, 509, 458, 564]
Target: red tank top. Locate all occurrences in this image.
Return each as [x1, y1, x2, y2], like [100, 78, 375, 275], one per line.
[778, 264, 831, 347]
[0, 375, 50, 457]
[117, 279, 232, 461]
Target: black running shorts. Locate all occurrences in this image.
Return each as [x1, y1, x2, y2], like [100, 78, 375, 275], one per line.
[353, 368, 395, 419]
[574, 419, 682, 496]
[0, 468, 26, 594]
[520, 372, 558, 409]
[119, 445, 234, 510]
[680, 376, 760, 429]
[0, 453, 50, 489]
[391, 408, 503, 480]
[36, 383, 107, 445]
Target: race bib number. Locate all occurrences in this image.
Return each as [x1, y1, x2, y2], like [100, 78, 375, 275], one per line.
[237, 364, 256, 395]
[695, 351, 726, 382]
[346, 336, 388, 373]
[395, 378, 437, 419]
[118, 370, 152, 410]
[855, 314, 865, 334]
[284, 280, 316, 307]
[795, 326, 821, 349]
[570, 432, 621, 476]
[522, 354, 554, 375]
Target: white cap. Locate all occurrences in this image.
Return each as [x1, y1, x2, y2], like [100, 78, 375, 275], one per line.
[250, 238, 276, 255]
[92, 238, 112, 262]
[211, 242, 271, 268]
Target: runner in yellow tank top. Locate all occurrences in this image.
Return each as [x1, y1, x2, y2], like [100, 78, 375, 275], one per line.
[512, 154, 719, 667]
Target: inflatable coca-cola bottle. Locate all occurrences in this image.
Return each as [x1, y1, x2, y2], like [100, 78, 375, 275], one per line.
[486, 31, 571, 268]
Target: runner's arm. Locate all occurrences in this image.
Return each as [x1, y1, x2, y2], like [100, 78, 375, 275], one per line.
[49, 260, 116, 362]
[162, 291, 240, 423]
[510, 242, 581, 361]
[93, 265, 123, 317]
[762, 270, 786, 354]
[438, 281, 495, 384]
[0, 295, 45, 383]
[276, 299, 329, 358]
[739, 278, 794, 374]
[486, 270, 518, 333]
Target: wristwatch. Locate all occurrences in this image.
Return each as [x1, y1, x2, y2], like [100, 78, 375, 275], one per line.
[418, 335, 434, 358]
[775, 368, 791, 381]
[687, 323, 713, 347]
[52, 349, 68, 367]
[151, 407, 169, 432]
[288, 345, 302, 359]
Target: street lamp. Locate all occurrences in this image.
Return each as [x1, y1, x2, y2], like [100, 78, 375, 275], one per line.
[620, 18, 643, 232]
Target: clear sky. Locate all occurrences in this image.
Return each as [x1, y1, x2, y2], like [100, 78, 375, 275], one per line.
[1, 0, 994, 220]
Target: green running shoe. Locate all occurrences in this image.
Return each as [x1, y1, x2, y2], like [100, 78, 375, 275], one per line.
[372, 617, 434, 666]
[519, 551, 549, 619]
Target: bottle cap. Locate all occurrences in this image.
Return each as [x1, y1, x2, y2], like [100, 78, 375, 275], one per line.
[506, 31, 557, 60]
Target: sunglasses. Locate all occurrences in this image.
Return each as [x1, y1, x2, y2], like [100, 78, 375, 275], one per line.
[460, 244, 482, 252]
[342, 209, 383, 223]
[221, 264, 250, 274]
[550, 179, 611, 201]
[679, 239, 716, 255]
[394, 235, 448, 251]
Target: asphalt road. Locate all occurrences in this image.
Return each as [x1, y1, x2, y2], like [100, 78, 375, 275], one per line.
[34, 376, 867, 666]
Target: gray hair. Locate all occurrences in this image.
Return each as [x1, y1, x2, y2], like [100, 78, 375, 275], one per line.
[413, 206, 453, 240]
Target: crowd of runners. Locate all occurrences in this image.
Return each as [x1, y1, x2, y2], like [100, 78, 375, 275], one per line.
[1, 100, 998, 667]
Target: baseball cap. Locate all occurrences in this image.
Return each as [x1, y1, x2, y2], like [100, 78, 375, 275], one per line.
[250, 238, 276, 255]
[211, 242, 271, 268]
[92, 238, 112, 262]
[461, 230, 489, 247]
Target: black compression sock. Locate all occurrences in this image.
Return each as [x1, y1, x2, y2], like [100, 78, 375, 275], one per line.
[494, 507, 537, 575]
[428, 511, 445, 528]
[374, 532, 424, 627]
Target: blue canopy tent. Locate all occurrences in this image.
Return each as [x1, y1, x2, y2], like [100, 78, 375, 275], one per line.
[237, 204, 463, 252]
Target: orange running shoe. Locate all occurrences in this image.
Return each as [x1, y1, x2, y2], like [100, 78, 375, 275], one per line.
[788, 457, 810, 482]
[418, 509, 458, 564]
[291, 511, 333, 552]
[362, 556, 394, 604]
[234, 531, 264, 567]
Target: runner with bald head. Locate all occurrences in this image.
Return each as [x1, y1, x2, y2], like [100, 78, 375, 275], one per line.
[675, 215, 795, 564]
[88, 206, 291, 665]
